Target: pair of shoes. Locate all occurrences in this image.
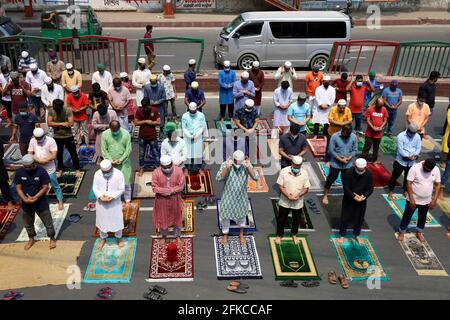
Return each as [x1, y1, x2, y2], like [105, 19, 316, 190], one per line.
[96, 287, 116, 300]
[3, 291, 24, 300]
[89, 203, 96, 212]
[83, 203, 95, 212]
[280, 280, 298, 288]
[143, 285, 167, 300]
[328, 271, 349, 289]
[227, 281, 249, 294]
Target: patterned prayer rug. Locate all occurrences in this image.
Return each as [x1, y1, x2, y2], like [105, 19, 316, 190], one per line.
[396, 232, 448, 276]
[302, 162, 323, 192]
[214, 120, 237, 134]
[155, 200, 196, 236]
[83, 237, 137, 284]
[214, 235, 262, 280]
[367, 162, 397, 188]
[16, 203, 71, 242]
[184, 169, 214, 198]
[255, 118, 271, 136]
[3, 143, 23, 169]
[307, 137, 327, 158]
[247, 166, 269, 193]
[270, 198, 314, 231]
[93, 200, 141, 237]
[379, 136, 397, 156]
[217, 198, 257, 234]
[48, 171, 85, 197]
[267, 139, 281, 161]
[322, 195, 370, 231]
[147, 236, 194, 282]
[318, 162, 342, 186]
[306, 121, 324, 136]
[382, 194, 441, 228]
[268, 234, 320, 280]
[132, 170, 155, 198]
[78, 145, 97, 167]
[437, 197, 450, 219]
[0, 203, 21, 241]
[330, 234, 390, 281]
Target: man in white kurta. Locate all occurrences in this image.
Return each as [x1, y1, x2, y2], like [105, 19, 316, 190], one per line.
[93, 159, 125, 250]
[312, 75, 336, 139]
[132, 57, 151, 107]
[182, 102, 206, 171]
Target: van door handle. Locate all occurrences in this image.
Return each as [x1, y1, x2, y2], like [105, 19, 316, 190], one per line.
[255, 40, 262, 44]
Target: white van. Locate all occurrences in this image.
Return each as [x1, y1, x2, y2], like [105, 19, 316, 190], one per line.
[214, 11, 351, 70]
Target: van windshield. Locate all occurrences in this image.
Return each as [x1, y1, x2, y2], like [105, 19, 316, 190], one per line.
[221, 15, 244, 36]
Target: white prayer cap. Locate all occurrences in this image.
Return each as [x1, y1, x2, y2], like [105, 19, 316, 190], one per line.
[188, 102, 198, 111]
[223, 60, 231, 68]
[337, 99, 347, 106]
[241, 71, 249, 79]
[190, 81, 199, 89]
[22, 154, 34, 166]
[252, 61, 260, 68]
[163, 64, 171, 71]
[138, 57, 146, 64]
[30, 63, 38, 71]
[100, 159, 112, 171]
[66, 63, 73, 69]
[21, 51, 29, 59]
[189, 59, 196, 65]
[292, 156, 303, 165]
[233, 150, 245, 162]
[355, 158, 367, 169]
[323, 75, 331, 81]
[284, 61, 292, 68]
[160, 155, 173, 166]
[44, 76, 52, 85]
[33, 127, 45, 138]
[119, 72, 128, 78]
[245, 99, 255, 107]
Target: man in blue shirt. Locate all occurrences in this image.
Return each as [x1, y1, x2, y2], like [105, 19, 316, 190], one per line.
[143, 75, 166, 135]
[184, 59, 196, 90]
[387, 124, 421, 200]
[287, 92, 311, 136]
[184, 81, 206, 113]
[364, 70, 380, 109]
[218, 61, 237, 122]
[10, 102, 37, 156]
[382, 80, 403, 136]
[14, 154, 56, 251]
[322, 124, 357, 205]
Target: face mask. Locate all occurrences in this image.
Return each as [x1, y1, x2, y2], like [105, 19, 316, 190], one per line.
[99, 70, 104, 75]
[151, 83, 158, 88]
[245, 107, 253, 112]
[233, 163, 242, 169]
[112, 131, 120, 137]
[162, 167, 173, 175]
[73, 93, 80, 98]
[20, 111, 28, 117]
[114, 86, 122, 92]
[224, 67, 230, 72]
[189, 112, 196, 117]
[291, 167, 300, 175]
[37, 138, 46, 145]
[68, 70, 74, 76]
[418, 101, 424, 106]
[51, 59, 57, 64]
[356, 82, 363, 87]
[31, 70, 38, 75]
[103, 172, 113, 179]
[356, 169, 366, 175]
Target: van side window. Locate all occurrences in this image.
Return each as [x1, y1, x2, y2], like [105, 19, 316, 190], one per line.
[269, 22, 307, 39]
[237, 22, 264, 37]
[307, 22, 347, 38]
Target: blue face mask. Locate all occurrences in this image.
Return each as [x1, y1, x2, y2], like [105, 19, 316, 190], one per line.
[291, 167, 300, 175]
[112, 131, 120, 137]
[103, 172, 113, 179]
[20, 111, 28, 117]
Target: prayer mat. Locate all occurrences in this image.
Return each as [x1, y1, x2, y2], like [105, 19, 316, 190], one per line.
[267, 139, 281, 160]
[0, 240, 85, 290]
[307, 137, 327, 158]
[330, 234, 390, 281]
[318, 162, 342, 186]
[271, 198, 314, 231]
[78, 145, 97, 167]
[367, 162, 397, 188]
[132, 170, 155, 198]
[184, 169, 214, 198]
[217, 198, 257, 234]
[214, 119, 237, 134]
[3, 143, 23, 169]
[322, 195, 371, 231]
[142, 141, 162, 167]
[268, 234, 320, 280]
[421, 136, 441, 153]
[379, 135, 397, 156]
[133, 125, 140, 140]
[48, 171, 85, 197]
[214, 235, 263, 280]
[83, 237, 137, 284]
[16, 203, 71, 242]
[247, 166, 269, 193]
[93, 200, 141, 237]
[382, 194, 441, 228]
[306, 121, 324, 136]
[256, 144, 270, 166]
[0, 203, 21, 241]
[302, 162, 323, 192]
[203, 141, 211, 162]
[437, 197, 450, 219]
[147, 236, 194, 282]
[155, 200, 196, 236]
[396, 232, 448, 276]
[255, 118, 271, 136]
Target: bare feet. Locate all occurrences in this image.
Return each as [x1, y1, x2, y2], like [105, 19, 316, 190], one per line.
[415, 232, 426, 243]
[387, 192, 394, 201]
[274, 237, 281, 245]
[292, 235, 299, 245]
[125, 201, 131, 210]
[355, 236, 363, 245]
[117, 238, 125, 248]
[7, 202, 14, 214]
[49, 239, 57, 249]
[97, 239, 107, 250]
[221, 234, 228, 245]
[24, 238, 36, 250]
[325, 162, 331, 168]
[137, 168, 144, 177]
[397, 232, 404, 242]
[239, 235, 247, 245]
[58, 201, 64, 211]
[322, 195, 329, 205]
[337, 237, 345, 244]
[56, 170, 62, 178]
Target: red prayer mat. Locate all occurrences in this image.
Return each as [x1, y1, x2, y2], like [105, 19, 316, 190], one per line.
[367, 163, 397, 188]
[147, 236, 194, 282]
[155, 200, 195, 236]
[93, 200, 140, 237]
[256, 118, 271, 136]
[184, 169, 214, 198]
[307, 137, 327, 158]
[0, 203, 21, 241]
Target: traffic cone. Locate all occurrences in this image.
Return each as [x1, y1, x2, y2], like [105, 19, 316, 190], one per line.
[163, 0, 175, 19]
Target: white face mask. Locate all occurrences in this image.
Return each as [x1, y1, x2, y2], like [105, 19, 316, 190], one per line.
[356, 82, 363, 87]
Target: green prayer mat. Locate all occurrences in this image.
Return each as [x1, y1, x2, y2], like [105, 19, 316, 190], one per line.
[306, 120, 323, 136]
[270, 198, 314, 231]
[48, 171, 85, 197]
[214, 120, 236, 134]
[358, 135, 397, 156]
[268, 234, 320, 280]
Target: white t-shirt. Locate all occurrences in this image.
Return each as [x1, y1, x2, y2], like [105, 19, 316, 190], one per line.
[28, 136, 58, 174]
[406, 162, 441, 205]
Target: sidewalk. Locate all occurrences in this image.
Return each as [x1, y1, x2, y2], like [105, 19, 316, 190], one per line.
[10, 9, 450, 28]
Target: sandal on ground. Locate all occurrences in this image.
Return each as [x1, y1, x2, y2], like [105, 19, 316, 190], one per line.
[328, 271, 337, 285]
[3, 291, 24, 300]
[301, 280, 320, 288]
[149, 285, 167, 295]
[143, 290, 163, 300]
[280, 280, 298, 288]
[230, 281, 249, 289]
[83, 204, 90, 211]
[227, 285, 247, 294]
[89, 203, 96, 212]
[338, 275, 350, 289]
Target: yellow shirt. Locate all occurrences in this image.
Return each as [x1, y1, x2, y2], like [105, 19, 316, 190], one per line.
[328, 106, 352, 135]
[61, 70, 82, 92]
[276, 167, 311, 210]
[406, 102, 431, 134]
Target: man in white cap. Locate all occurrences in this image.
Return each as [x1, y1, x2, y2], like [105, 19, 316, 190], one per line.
[338, 158, 374, 244]
[18, 51, 37, 75]
[236, 98, 259, 162]
[218, 60, 237, 122]
[327, 99, 353, 163]
[28, 127, 64, 211]
[25, 63, 46, 121]
[275, 61, 297, 90]
[275, 155, 310, 245]
[233, 71, 255, 115]
[14, 154, 56, 250]
[182, 102, 207, 171]
[40, 77, 64, 117]
[61, 63, 82, 96]
[273, 80, 294, 135]
[312, 75, 335, 139]
[184, 81, 206, 113]
[92, 64, 113, 92]
[158, 64, 178, 120]
[248, 60, 265, 115]
[92, 159, 125, 250]
[67, 85, 90, 148]
[216, 150, 259, 245]
[184, 59, 197, 90]
[132, 57, 152, 108]
[152, 154, 185, 245]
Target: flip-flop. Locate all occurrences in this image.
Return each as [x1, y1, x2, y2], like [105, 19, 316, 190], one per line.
[3, 291, 24, 300]
[328, 271, 337, 285]
[143, 290, 163, 300]
[89, 203, 96, 212]
[149, 285, 167, 295]
[230, 281, 250, 289]
[338, 275, 350, 289]
[83, 204, 90, 211]
[227, 286, 247, 294]
[280, 280, 298, 288]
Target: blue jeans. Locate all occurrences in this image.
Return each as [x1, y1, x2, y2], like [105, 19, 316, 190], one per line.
[49, 172, 63, 202]
[352, 112, 363, 132]
[385, 111, 397, 135]
[139, 139, 159, 169]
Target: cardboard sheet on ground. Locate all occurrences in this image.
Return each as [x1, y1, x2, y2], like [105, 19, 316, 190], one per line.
[322, 195, 371, 231]
[267, 139, 281, 160]
[217, 198, 257, 234]
[437, 197, 450, 219]
[247, 166, 269, 193]
[271, 198, 314, 231]
[421, 136, 441, 153]
[132, 170, 155, 198]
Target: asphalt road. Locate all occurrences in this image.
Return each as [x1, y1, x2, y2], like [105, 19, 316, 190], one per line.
[1, 95, 449, 300]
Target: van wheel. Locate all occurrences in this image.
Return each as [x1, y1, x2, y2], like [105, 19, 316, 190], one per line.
[238, 54, 257, 70]
[310, 54, 329, 71]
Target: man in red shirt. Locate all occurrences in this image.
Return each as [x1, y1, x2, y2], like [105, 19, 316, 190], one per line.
[144, 25, 156, 70]
[361, 97, 388, 163]
[2, 71, 31, 118]
[67, 85, 90, 148]
[347, 74, 374, 135]
[134, 97, 160, 175]
[332, 72, 350, 103]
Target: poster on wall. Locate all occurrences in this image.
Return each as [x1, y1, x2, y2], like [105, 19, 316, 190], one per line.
[176, 0, 216, 9]
[91, 0, 161, 10]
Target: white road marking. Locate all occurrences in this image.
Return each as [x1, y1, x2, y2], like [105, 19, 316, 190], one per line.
[140, 206, 217, 211]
